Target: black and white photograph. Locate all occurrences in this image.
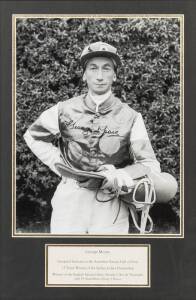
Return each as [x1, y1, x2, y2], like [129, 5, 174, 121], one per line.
[14, 15, 183, 236]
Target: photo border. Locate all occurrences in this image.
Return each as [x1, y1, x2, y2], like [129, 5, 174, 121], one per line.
[12, 14, 184, 238]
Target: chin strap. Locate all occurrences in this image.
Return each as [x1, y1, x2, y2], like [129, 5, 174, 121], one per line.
[129, 176, 156, 234]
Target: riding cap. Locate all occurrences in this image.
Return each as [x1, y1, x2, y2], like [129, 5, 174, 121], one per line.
[80, 41, 121, 70]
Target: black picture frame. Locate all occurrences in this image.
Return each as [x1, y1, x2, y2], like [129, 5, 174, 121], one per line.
[0, 1, 195, 300]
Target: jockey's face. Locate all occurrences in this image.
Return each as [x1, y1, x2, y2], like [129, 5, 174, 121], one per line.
[83, 57, 116, 95]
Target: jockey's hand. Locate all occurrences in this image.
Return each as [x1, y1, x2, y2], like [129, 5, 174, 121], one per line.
[97, 164, 134, 194]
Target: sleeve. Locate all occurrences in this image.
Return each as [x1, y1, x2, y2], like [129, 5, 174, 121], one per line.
[23, 103, 63, 176]
[123, 113, 161, 179]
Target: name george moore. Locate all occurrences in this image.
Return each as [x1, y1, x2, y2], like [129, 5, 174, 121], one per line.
[85, 249, 111, 254]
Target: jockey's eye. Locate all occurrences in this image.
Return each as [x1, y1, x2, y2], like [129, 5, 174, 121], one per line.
[103, 66, 112, 71]
[88, 65, 98, 70]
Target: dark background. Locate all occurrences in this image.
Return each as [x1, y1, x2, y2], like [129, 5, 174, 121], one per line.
[0, 1, 196, 300]
[16, 16, 180, 234]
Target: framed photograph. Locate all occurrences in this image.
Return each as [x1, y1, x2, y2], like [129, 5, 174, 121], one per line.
[13, 14, 183, 238]
[0, 1, 195, 299]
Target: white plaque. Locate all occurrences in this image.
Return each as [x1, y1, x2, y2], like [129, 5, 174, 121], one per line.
[45, 244, 150, 287]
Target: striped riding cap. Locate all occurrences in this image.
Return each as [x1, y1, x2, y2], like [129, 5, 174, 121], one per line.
[80, 41, 121, 69]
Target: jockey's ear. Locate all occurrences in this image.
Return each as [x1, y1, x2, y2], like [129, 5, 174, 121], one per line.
[82, 73, 86, 82]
